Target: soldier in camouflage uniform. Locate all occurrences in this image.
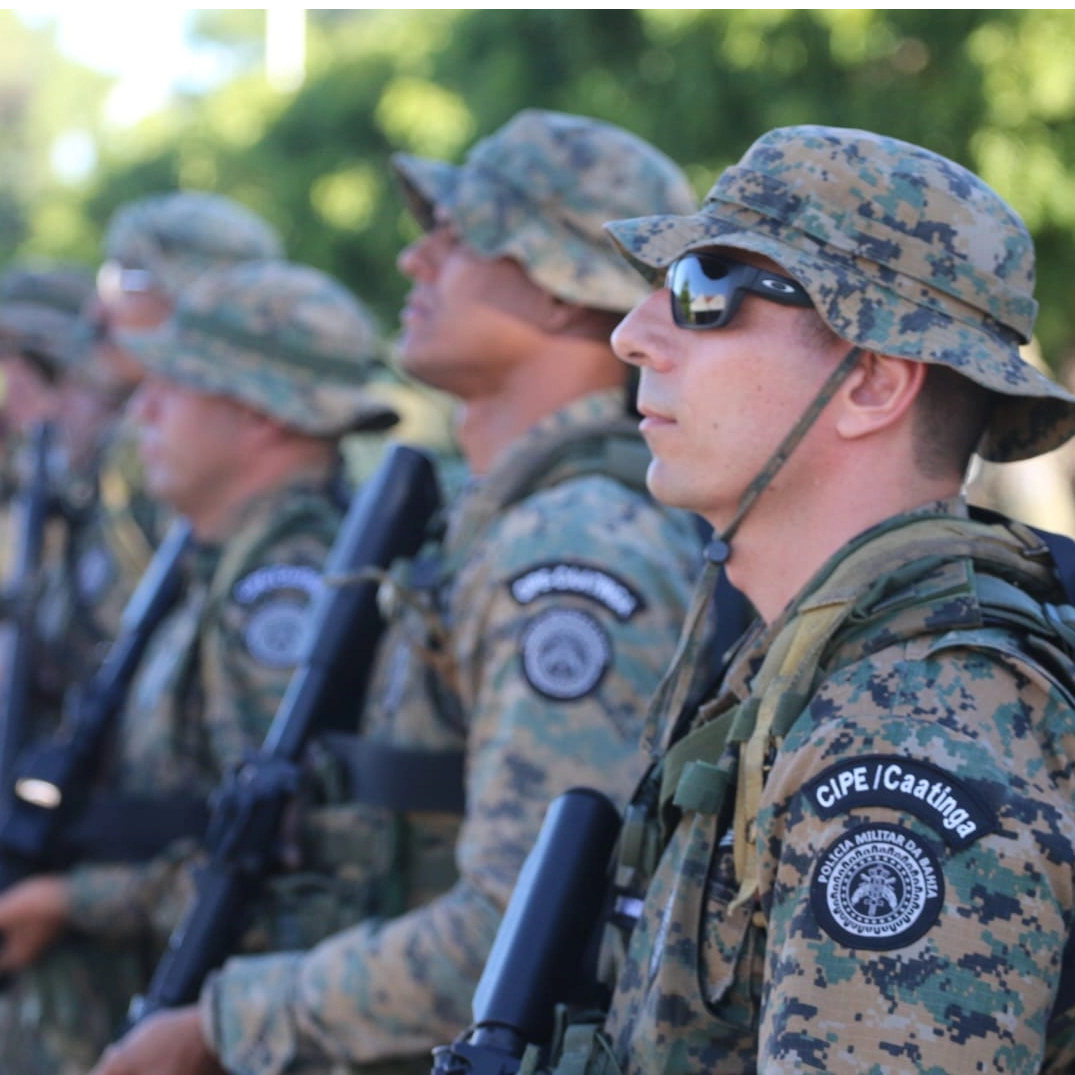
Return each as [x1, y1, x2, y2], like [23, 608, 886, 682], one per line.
[92, 110, 705, 1075]
[0, 264, 94, 444]
[31, 191, 285, 720]
[0, 260, 397, 1074]
[0, 265, 95, 585]
[526, 125, 1075, 1074]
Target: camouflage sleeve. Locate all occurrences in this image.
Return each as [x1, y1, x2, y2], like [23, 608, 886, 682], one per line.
[202, 478, 702, 1073]
[755, 643, 1075, 1074]
[66, 518, 336, 941]
[64, 843, 201, 942]
[198, 524, 334, 774]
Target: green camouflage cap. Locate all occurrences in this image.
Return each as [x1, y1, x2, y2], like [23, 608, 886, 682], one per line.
[392, 108, 697, 313]
[116, 260, 399, 437]
[0, 265, 95, 374]
[102, 191, 284, 301]
[605, 124, 1075, 462]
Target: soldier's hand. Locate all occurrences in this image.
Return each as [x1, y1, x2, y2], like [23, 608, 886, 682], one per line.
[90, 1006, 225, 1075]
[0, 874, 69, 972]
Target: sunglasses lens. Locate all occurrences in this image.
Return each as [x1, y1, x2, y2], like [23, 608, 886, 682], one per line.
[96, 261, 156, 301]
[668, 256, 733, 328]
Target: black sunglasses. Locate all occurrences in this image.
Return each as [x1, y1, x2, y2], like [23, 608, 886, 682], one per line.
[666, 252, 813, 330]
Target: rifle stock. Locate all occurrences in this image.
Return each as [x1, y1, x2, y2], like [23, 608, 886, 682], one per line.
[127, 443, 441, 1024]
[432, 788, 622, 1075]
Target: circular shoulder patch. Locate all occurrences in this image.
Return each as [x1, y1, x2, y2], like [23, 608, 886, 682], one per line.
[243, 599, 311, 669]
[811, 823, 945, 951]
[520, 608, 611, 701]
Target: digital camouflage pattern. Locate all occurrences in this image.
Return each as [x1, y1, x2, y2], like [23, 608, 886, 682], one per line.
[0, 265, 95, 604]
[118, 260, 399, 436]
[22, 193, 287, 728]
[198, 389, 704, 1074]
[603, 500, 1075, 1074]
[102, 190, 283, 300]
[0, 265, 154, 735]
[30, 422, 166, 724]
[1, 249, 398, 1072]
[0, 472, 356, 1075]
[392, 109, 698, 313]
[0, 265, 94, 374]
[582, 126, 1075, 1075]
[605, 124, 1075, 462]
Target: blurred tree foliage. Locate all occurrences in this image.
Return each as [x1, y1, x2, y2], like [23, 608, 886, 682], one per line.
[10, 9, 1075, 369]
[0, 11, 110, 262]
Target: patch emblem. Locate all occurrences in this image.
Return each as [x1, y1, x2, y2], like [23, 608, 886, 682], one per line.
[520, 608, 611, 700]
[812, 823, 945, 951]
[76, 545, 116, 602]
[802, 755, 996, 850]
[510, 563, 643, 620]
[243, 600, 311, 668]
[234, 564, 321, 605]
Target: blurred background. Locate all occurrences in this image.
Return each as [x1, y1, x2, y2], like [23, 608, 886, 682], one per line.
[5, 8, 1075, 527]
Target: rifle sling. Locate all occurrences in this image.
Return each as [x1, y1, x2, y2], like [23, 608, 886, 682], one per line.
[63, 790, 210, 863]
[319, 732, 465, 815]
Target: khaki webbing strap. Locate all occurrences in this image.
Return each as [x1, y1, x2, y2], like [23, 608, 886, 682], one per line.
[660, 711, 734, 813]
[99, 464, 155, 579]
[641, 558, 721, 757]
[673, 759, 732, 817]
[730, 597, 850, 911]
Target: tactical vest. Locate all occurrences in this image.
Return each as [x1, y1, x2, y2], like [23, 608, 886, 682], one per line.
[558, 512, 1075, 1075]
[299, 416, 659, 1075]
[331, 415, 655, 821]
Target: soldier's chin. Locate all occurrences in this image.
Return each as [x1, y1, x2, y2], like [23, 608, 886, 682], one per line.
[644, 458, 690, 509]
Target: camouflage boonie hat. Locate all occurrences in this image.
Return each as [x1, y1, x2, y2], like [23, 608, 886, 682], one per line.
[392, 108, 697, 313]
[102, 191, 284, 301]
[117, 260, 399, 436]
[0, 265, 95, 374]
[605, 124, 1075, 462]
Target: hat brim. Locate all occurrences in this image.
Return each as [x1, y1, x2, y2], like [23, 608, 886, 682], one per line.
[391, 155, 459, 233]
[118, 324, 398, 437]
[606, 211, 1075, 462]
[0, 303, 75, 372]
[393, 153, 652, 312]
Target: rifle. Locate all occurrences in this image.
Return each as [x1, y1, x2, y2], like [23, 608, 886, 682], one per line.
[0, 515, 192, 989]
[431, 788, 622, 1075]
[0, 421, 55, 808]
[0, 516, 194, 892]
[126, 443, 441, 1024]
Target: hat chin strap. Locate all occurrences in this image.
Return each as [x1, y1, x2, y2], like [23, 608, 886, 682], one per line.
[706, 345, 863, 566]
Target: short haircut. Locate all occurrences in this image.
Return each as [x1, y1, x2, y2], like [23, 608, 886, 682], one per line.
[798, 309, 992, 479]
[912, 363, 993, 480]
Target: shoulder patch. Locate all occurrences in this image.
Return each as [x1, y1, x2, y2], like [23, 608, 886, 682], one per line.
[243, 599, 311, 668]
[509, 562, 644, 620]
[233, 564, 322, 605]
[520, 608, 611, 701]
[802, 754, 996, 850]
[811, 823, 945, 951]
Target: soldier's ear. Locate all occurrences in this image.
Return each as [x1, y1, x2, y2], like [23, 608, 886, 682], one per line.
[230, 399, 287, 444]
[834, 351, 925, 441]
